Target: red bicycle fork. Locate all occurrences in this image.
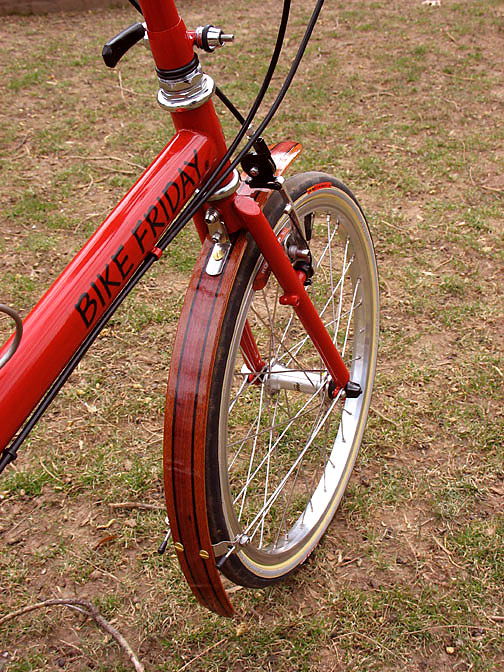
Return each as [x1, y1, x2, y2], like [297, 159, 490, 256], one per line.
[135, 1, 350, 388]
[227, 194, 351, 396]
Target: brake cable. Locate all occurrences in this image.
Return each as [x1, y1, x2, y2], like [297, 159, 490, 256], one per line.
[127, 0, 142, 14]
[0, 1, 326, 473]
[154, 0, 325, 253]
[0, 0, 291, 473]
[214, 86, 245, 125]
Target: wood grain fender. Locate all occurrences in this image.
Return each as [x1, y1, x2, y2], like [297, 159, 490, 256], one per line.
[163, 234, 249, 616]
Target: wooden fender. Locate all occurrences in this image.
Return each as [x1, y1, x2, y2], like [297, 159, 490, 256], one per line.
[164, 234, 249, 616]
[163, 140, 302, 616]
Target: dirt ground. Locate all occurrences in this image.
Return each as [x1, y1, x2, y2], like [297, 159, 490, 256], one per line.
[0, 0, 503, 670]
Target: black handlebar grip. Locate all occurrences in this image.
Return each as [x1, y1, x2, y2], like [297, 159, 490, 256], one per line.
[102, 22, 146, 68]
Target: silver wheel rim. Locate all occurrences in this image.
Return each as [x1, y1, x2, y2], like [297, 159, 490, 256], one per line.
[218, 187, 379, 579]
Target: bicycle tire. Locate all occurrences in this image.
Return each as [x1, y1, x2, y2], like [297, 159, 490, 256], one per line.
[205, 172, 379, 587]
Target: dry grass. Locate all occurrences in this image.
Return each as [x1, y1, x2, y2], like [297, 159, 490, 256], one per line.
[0, 0, 503, 670]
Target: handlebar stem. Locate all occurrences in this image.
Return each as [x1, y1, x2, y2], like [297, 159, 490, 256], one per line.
[138, 0, 235, 194]
[139, 0, 194, 70]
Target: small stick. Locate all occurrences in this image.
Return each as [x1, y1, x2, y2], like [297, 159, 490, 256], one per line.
[12, 133, 31, 154]
[65, 548, 123, 584]
[58, 638, 85, 655]
[483, 611, 504, 623]
[479, 184, 504, 194]
[432, 535, 465, 569]
[96, 166, 136, 176]
[118, 70, 127, 103]
[442, 97, 460, 111]
[177, 637, 227, 672]
[469, 167, 504, 194]
[108, 502, 165, 511]
[334, 630, 406, 661]
[379, 219, 402, 232]
[39, 457, 64, 483]
[117, 85, 151, 98]
[66, 155, 146, 171]
[371, 406, 399, 427]
[0, 599, 144, 672]
[337, 556, 361, 568]
[361, 90, 395, 99]
[1, 502, 41, 536]
[407, 622, 498, 635]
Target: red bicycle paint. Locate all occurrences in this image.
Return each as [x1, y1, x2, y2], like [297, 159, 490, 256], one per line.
[1, 0, 379, 616]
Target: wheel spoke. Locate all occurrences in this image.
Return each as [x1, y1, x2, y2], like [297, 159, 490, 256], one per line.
[212, 178, 378, 585]
[249, 304, 320, 388]
[232, 385, 326, 508]
[342, 278, 360, 357]
[260, 394, 280, 548]
[244, 393, 342, 541]
[276, 254, 355, 364]
[327, 214, 337, 343]
[238, 379, 266, 521]
[334, 237, 350, 347]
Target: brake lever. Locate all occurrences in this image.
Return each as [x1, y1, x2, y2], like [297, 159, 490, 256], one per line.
[102, 22, 146, 68]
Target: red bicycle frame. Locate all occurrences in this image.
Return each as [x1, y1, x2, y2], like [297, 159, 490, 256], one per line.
[0, 0, 350, 464]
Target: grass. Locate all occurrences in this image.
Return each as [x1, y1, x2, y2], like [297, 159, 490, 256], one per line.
[0, 0, 503, 670]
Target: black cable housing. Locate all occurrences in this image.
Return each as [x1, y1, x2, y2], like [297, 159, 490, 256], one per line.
[0, 0, 327, 472]
[127, 0, 143, 15]
[215, 86, 246, 125]
[155, 0, 325, 254]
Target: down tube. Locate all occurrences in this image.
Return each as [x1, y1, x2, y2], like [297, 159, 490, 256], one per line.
[0, 130, 215, 454]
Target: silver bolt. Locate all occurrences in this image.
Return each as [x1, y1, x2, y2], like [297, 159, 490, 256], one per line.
[204, 208, 220, 226]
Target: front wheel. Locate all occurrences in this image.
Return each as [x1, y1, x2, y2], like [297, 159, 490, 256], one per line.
[205, 172, 379, 587]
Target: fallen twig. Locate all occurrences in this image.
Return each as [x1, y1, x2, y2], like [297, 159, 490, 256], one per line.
[39, 457, 64, 483]
[334, 630, 406, 661]
[177, 637, 226, 672]
[66, 548, 124, 584]
[338, 555, 362, 568]
[118, 70, 127, 103]
[483, 611, 504, 623]
[0, 598, 144, 672]
[406, 622, 499, 635]
[469, 167, 504, 194]
[479, 183, 504, 194]
[66, 155, 146, 171]
[370, 406, 399, 427]
[96, 166, 137, 176]
[108, 502, 165, 511]
[432, 535, 465, 570]
[379, 218, 403, 232]
[361, 90, 395, 99]
[12, 132, 31, 154]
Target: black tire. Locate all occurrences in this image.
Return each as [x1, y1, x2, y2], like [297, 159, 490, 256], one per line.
[205, 172, 379, 587]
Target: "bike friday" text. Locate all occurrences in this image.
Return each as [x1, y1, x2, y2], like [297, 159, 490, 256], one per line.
[75, 150, 201, 329]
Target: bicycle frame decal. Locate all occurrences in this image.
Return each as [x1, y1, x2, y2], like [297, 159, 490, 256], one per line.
[1, 0, 380, 622]
[0, 130, 214, 453]
[75, 147, 202, 329]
